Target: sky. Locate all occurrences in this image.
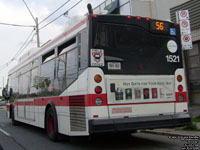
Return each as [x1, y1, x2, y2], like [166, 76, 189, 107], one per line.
[0, 0, 105, 92]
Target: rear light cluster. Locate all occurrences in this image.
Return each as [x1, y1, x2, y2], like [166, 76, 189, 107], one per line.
[177, 75, 183, 92]
[177, 75, 184, 102]
[94, 74, 103, 106]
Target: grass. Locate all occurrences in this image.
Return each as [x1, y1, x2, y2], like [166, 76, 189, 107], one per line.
[176, 115, 200, 131]
[192, 116, 200, 122]
[182, 123, 200, 131]
[179, 115, 200, 131]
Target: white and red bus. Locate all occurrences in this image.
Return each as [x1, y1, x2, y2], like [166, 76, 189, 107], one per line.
[5, 14, 191, 141]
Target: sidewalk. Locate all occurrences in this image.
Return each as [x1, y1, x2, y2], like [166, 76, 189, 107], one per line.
[142, 128, 200, 136]
[0, 105, 6, 110]
[189, 105, 200, 118]
[142, 105, 200, 136]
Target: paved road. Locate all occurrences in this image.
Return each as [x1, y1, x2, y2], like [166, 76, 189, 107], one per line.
[0, 108, 199, 150]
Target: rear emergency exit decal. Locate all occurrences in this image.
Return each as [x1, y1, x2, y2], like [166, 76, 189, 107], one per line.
[91, 49, 104, 66]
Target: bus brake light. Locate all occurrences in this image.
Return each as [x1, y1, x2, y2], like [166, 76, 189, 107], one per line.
[136, 16, 141, 20]
[93, 14, 98, 18]
[95, 86, 102, 94]
[146, 17, 150, 21]
[178, 85, 183, 92]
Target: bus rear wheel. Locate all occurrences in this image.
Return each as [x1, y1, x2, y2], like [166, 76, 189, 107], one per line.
[46, 108, 59, 141]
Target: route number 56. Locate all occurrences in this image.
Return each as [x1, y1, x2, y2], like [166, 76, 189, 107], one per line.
[156, 22, 164, 30]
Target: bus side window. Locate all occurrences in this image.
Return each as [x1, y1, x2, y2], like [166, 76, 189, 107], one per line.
[66, 49, 79, 87]
[79, 29, 89, 74]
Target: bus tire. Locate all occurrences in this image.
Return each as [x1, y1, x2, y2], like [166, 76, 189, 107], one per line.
[46, 107, 59, 142]
[11, 105, 19, 126]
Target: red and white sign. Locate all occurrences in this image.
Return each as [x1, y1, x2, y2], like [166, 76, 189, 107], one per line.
[183, 35, 190, 42]
[178, 10, 189, 20]
[180, 20, 191, 34]
[90, 49, 105, 66]
[181, 20, 188, 28]
[181, 34, 193, 50]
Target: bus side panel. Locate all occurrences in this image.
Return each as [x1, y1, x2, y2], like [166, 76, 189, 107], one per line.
[13, 99, 42, 128]
[175, 102, 188, 114]
[56, 106, 70, 135]
[60, 69, 90, 136]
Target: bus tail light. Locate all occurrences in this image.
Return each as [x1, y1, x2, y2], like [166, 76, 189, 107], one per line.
[178, 85, 183, 92]
[127, 15, 132, 19]
[94, 75, 102, 83]
[177, 75, 182, 82]
[93, 14, 98, 18]
[95, 86, 102, 94]
[93, 115, 99, 118]
[95, 98, 103, 106]
[146, 17, 150, 21]
[178, 94, 184, 102]
[136, 16, 141, 20]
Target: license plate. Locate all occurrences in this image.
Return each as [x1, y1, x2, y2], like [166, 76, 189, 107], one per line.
[108, 62, 121, 70]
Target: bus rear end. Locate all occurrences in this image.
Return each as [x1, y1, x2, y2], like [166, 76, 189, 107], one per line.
[87, 15, 191, 134]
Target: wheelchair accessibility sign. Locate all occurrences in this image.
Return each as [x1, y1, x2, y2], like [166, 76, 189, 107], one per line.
[170, 28, 176, 35]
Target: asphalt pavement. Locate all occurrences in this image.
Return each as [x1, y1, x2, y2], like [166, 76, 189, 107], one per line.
[0, 105, 200, 150]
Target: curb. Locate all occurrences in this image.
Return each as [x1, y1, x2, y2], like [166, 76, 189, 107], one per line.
[141, 129, 200, 137]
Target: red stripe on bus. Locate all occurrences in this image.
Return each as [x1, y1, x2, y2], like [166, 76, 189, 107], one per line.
[13, 93, 187, 107]
[6, 104, 10, 111]
[10, 18, 88, 74]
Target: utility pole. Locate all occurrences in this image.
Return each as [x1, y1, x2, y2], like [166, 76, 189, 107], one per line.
[2, 76, 4, 88]
[35, 17, 40, 47]
[22, 0, 40, 47]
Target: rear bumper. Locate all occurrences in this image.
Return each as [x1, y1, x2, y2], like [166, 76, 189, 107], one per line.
[89, 113, 191, 134]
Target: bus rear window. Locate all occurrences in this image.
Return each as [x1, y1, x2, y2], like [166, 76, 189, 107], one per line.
[92, 23, 183, 75]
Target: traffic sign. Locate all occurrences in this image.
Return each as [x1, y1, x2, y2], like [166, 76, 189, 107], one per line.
[178, 10, 189, 20]
[181, 34, 193, 50]
[180, 20, 191, 34]
[183, 35, 190, 42]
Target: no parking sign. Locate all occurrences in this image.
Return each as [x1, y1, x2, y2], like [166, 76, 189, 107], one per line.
[178, 10, 189, 20]
[180, 20, 191, 34]
[181, 34, 192, 50]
